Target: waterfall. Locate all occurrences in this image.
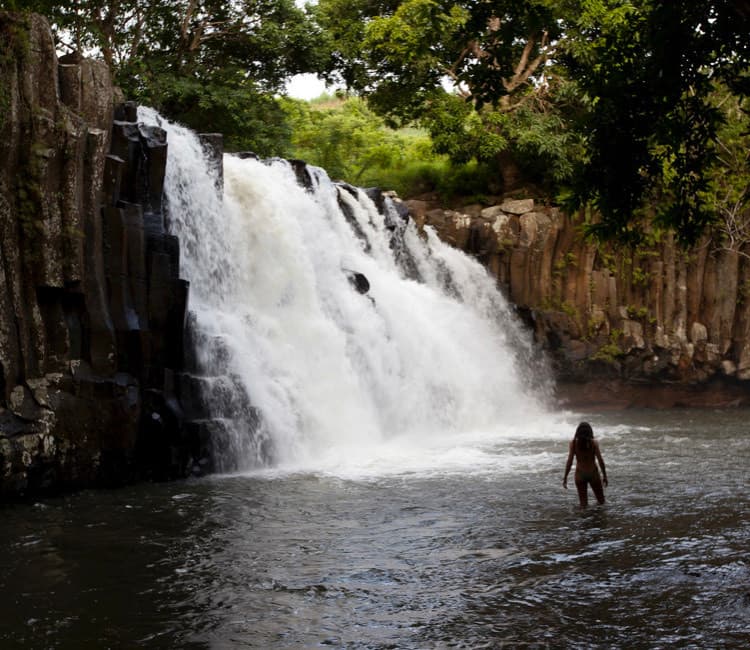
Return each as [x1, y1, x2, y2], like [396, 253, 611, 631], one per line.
[138, 107, 557, 476]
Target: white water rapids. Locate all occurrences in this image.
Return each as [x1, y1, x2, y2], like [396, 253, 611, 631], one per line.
[139, 108, 567, 477]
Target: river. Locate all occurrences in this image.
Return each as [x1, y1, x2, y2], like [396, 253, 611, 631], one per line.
[1, 408, 748, 648]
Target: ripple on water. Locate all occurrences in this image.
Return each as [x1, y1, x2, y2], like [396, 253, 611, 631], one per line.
[1, 411, 749, 648]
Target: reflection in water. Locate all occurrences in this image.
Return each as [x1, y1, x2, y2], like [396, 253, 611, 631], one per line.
[0, 409, 749, 648]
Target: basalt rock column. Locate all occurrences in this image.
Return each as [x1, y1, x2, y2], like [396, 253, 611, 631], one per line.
[0, 13, 198, 497]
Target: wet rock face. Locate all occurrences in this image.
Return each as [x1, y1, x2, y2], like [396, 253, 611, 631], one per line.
[0, 13, 198, 497]
[407, 196, 750, 406]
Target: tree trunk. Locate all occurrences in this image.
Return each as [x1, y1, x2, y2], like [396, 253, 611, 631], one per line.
[496, 149, 523, 193]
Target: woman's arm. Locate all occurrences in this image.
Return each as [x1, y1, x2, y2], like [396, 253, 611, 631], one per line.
[563, 440, 574, 488]
[595, 440, 608, 487]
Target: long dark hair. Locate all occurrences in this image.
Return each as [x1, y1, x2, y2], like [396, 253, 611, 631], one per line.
[574, 421, 594, 452]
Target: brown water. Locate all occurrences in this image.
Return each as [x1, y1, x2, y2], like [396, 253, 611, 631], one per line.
[1, 409, 748, 648]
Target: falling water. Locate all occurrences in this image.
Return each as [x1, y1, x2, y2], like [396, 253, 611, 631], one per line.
[138, 107, 559, 475]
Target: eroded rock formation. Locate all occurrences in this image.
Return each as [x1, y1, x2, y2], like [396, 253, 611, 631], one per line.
[0, 13, 200, 497]
[406, 196, 750, 407]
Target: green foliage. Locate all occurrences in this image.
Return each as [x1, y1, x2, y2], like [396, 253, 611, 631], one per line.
[5, 0, 325, 154]
[700, 89, 750, 253]
[506, 87, 589, 186]
[597, 250, 617, 273]
[313, 1, 589, 194]
[592, 329, 624, 364]
[592, 341, 624, 364]
[132, 69, 293, 155]
[421, 91, 581, 189]
[284, 95, 503, 199]
[564, 252, 578, 268]
[626, 305, 649, 320]
[560, 0, 750, 244]
[560, 300, 579, 319]
[359, 156, 494, 199]
[284, 96, 412, 182]
[313, 0, 750, 243]
[318, 0, 563, 110]
[631, 265, 650, 287]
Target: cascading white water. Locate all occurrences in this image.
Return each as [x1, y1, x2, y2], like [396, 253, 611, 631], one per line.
[139, 107, 564, 477]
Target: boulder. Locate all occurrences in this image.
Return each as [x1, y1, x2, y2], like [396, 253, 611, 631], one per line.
[499, 198, 535, 215]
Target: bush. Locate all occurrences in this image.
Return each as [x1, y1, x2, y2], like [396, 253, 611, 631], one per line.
[284, 96, 501, 200]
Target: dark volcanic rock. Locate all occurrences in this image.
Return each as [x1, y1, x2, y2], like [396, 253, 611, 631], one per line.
[346, 271, 370, 295]
[0, 13, 201, 498]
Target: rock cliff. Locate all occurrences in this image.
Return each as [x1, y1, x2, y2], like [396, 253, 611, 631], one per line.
[406, 196, 750, 408]
[0, 13, 201, 497]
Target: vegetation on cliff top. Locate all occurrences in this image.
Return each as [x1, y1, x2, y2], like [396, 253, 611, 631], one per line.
[281, 94, 498, 200]
[2, 0, 749, 245]
[312, 0, 750, 244]
[3, 0, 325, 154]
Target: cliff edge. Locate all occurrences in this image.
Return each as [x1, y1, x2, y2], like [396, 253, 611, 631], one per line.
[0, 13, 199, 497]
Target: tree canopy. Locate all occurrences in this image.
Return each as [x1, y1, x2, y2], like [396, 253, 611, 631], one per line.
[4, 0, 326, 153]
[3, 0, 750, 242]
[560, 0, 750, 243]
[314, 0, 750, 242]
[313, 0, 582, 192]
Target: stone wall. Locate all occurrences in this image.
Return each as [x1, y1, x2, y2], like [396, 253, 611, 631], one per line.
[405, 196, 750, 407]
[0, 13, 201, 497]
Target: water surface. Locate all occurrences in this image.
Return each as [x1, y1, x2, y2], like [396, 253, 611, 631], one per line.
[1, 409, 748, 648]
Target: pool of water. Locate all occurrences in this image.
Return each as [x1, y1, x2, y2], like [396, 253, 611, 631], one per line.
[1, 409, 748, 648]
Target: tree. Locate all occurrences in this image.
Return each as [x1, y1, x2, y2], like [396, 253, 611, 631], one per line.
[4, 0, 326, 154]
[559, 0, 750, 243]
[701, 88, 750, 257]
[313, 0, 585, 192]
[284, 96, 412, 183]
[314, 0, 750, 242]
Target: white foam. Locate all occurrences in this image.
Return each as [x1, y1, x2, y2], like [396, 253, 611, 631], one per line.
[139, 107, 567, 476]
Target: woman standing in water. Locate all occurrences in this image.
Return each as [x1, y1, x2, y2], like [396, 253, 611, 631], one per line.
[563, 422, 608, 506]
